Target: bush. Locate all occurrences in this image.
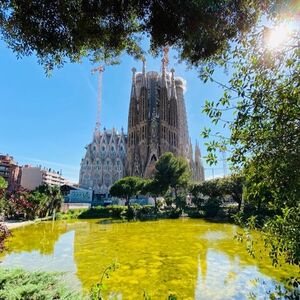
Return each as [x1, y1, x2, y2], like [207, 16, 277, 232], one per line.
[203, 198, 221, 218]
[56, 209, 87, 220]
[135, 205, 156, 220]
[0, 268, 81, 299]
[78, 207, 111, 219]
[166, 209, 182, 219]
[77, 206, 127, 219]
[186, 208, 204, 218]
[108, 206, 127, 218]
[0, 224, 10, 252]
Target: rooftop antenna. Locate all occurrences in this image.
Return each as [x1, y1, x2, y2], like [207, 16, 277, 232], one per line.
[91, 65, 105, 131]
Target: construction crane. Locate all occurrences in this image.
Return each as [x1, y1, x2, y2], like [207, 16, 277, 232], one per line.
[91, 65, 105, 131]
[221, 149, 228, 177]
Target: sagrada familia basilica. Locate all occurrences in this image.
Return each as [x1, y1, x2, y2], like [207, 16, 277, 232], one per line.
[79, 52, 204, 196]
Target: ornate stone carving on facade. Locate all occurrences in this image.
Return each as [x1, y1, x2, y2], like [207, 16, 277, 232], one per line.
[79, 128, 127, 195]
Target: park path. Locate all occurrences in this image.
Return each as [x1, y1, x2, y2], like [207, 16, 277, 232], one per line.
[2, 216, 53, 230]
[3, 220, 36, 229]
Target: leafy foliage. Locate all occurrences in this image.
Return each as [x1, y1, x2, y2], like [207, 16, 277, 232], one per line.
[110, 176, 143, 208]
[200, 6, 300, 266]
[190, 179, 224, 218]
[0, 268, 81, 300]
[0, 223, 10, 252]
[1, 184, 63, 220]
[90, 261, 119, 300]
[154, 152, 191, 208]
[220, 174, 244, 211]
[78, 205, 126, 219]
[141, 178, 164, 213]
[263, 204, 300, 266]
[0, 0, 264, 72]
[35, 185, 64, 216]
[0, 176, 7, 191]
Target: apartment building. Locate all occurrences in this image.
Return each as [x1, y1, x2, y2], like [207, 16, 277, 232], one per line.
[21, 165, 67, 190]
[0, 154, 21, 191]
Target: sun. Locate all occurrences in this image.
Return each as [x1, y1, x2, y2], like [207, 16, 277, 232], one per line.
[263, 21, 297, 50]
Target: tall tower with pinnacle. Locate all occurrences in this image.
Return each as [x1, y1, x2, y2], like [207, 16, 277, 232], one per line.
[126, 54, 204, 181]
[192, 140, 205, 181]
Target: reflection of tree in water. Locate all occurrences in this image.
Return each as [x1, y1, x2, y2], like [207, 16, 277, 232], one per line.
[2, 221, 69, 256]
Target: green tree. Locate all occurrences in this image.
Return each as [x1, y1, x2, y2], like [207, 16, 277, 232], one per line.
[200, 18, 300, 212]
[154, 152, 191, 208]
[141, 178, 164, 214]
[220, 174, 244, 211]
[35, 185, 63, 217]
[110, 176, 142, 208]
[200, 10, 299, 266]
[0, 176, 7, 190]
[0, 176, 8, 215]
[0, 1, 269, 72]
[190, 179, 223, 217]
[27, 191, 49, 218]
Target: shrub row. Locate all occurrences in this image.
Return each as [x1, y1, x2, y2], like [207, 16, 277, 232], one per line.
[57, 205, 184, 221]
[78, 205, 126, 219]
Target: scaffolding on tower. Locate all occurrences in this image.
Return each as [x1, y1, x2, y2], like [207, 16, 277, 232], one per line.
[91, 65, 105, 132]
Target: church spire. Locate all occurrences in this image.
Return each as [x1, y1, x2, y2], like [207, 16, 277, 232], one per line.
[161, 46, 169, 81]
[142, 57, 146, 75]
[132, 67, 136, 84]
[195, 140, 201, 161]
[130, 67, 137, 98]
[141, 57, 147, 86]
[170, 68, 177, 99]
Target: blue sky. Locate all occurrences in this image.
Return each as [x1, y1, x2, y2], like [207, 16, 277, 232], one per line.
[0, 39, 230, 183]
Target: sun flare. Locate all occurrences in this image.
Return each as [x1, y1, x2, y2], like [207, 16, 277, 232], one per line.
[264, 23, 294, 49]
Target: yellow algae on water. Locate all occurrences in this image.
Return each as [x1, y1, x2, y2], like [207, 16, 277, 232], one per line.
[1, 219, 299, 299]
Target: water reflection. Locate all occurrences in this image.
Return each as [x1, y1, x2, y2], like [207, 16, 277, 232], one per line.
[0, 219, 297, 299]
[195, 252, 279, 300]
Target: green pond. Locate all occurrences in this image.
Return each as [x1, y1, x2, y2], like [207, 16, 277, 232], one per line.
[1, 219, 298, 299]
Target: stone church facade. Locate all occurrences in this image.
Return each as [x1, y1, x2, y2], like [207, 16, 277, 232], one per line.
[79, 59, 204, 196]
[126, 59, 204, 181]
[79, 128, 127, 195]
